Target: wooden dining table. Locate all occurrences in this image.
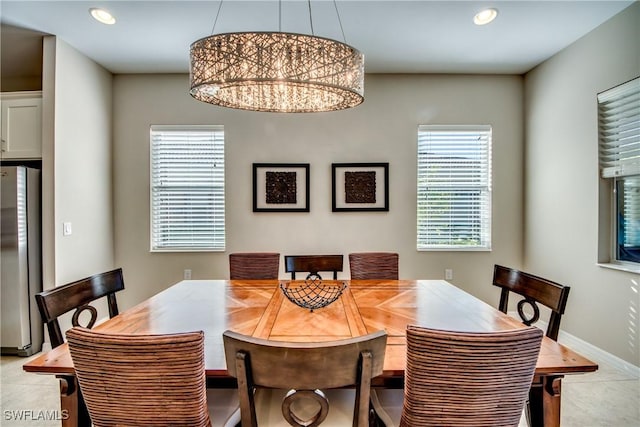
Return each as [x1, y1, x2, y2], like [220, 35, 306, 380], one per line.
[23, 279, 598, 427]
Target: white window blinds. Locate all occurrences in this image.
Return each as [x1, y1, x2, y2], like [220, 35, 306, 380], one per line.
[598, 77, 640, 178]
[150, 126, 225, 251]
[417, 125, 492, 250]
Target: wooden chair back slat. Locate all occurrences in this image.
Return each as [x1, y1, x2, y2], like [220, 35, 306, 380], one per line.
[349, 252, 399, 280]
[284, 254, 343, 280]
[229, 252, 280, 280]
[35, 268, 125, 348]
[493, 264, 570, 340]
[399, 325, 543, 427]
[67, 327, 211, 427]
[223, 329, 387, 427]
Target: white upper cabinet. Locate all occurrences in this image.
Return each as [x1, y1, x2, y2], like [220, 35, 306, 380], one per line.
[1, 91, 43, 159]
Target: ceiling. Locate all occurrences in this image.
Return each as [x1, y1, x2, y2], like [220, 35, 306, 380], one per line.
[0, 0, 635, 76]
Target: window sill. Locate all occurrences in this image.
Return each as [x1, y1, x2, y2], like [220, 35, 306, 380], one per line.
[597, 262, 640, 274]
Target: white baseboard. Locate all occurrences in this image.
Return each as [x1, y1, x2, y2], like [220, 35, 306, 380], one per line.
[556, 329, 640, 379]
[507, 311, 639, 378]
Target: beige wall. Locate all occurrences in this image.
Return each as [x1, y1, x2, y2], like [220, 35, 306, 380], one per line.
[50, 38, 114, 284]
[36, 37, 115, 339]
[524, 3, 640, 366]
[113, 73, 524, 307]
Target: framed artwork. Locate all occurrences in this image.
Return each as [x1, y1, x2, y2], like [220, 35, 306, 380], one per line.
[253, 163, 310, 212]
[332, 162, 389, 212]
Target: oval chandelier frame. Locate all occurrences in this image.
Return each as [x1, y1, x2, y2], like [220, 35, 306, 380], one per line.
[189, 0, 364, 113]
[190, 31, 364, 113]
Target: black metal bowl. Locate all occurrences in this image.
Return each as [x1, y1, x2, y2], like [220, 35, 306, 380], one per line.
[280, 277, 347, 312]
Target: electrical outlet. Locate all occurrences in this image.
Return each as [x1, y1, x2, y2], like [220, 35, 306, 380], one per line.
[184, 269, 192, 280]
[445, 269, 453, 280]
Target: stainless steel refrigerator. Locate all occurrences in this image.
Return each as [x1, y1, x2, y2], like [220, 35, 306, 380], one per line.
[1, 165, 43, 356]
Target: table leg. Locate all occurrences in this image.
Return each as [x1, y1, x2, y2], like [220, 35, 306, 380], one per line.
[57, 375, 91, 427]
[528, 375, 563, 427]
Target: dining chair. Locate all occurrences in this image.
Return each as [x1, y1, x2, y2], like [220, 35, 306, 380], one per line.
[66, 327, 211, 427]
[223, 329, 387, 427]
[229, 252, 280, 280]
[492, 264, 571, 427]
[346, 252, 399, 425]
[35, 267, 125, 348]
[348, 252, 399, 280]
[392, 325, 543, 427]
[284, 254, 343, 280]
[492, 264, 571, 341]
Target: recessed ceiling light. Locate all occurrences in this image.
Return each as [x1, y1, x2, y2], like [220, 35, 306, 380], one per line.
[474, 8, 498, 26]
[89, 8, 116, 25]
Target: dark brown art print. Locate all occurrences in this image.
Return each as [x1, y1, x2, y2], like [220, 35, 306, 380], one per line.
[253, 163, 309, 212]
[332, 163, 389, 212]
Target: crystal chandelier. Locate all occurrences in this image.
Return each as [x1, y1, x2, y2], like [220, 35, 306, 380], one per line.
[189, 0, 364, 113]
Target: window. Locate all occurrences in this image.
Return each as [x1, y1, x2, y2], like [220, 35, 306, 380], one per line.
[598, 77, 640, 265]
[616, 177, 640, 263]
[150, 125, 225, 251]
[417, 125, 492, 250]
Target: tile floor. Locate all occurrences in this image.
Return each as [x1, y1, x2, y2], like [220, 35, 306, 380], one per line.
[1, 349, 638, 426]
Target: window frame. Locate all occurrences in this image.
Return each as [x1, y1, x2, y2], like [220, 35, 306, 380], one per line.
[417, 124, 492, 251]
[597, 77, 640, 270]
[149, 125, 225, 252]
